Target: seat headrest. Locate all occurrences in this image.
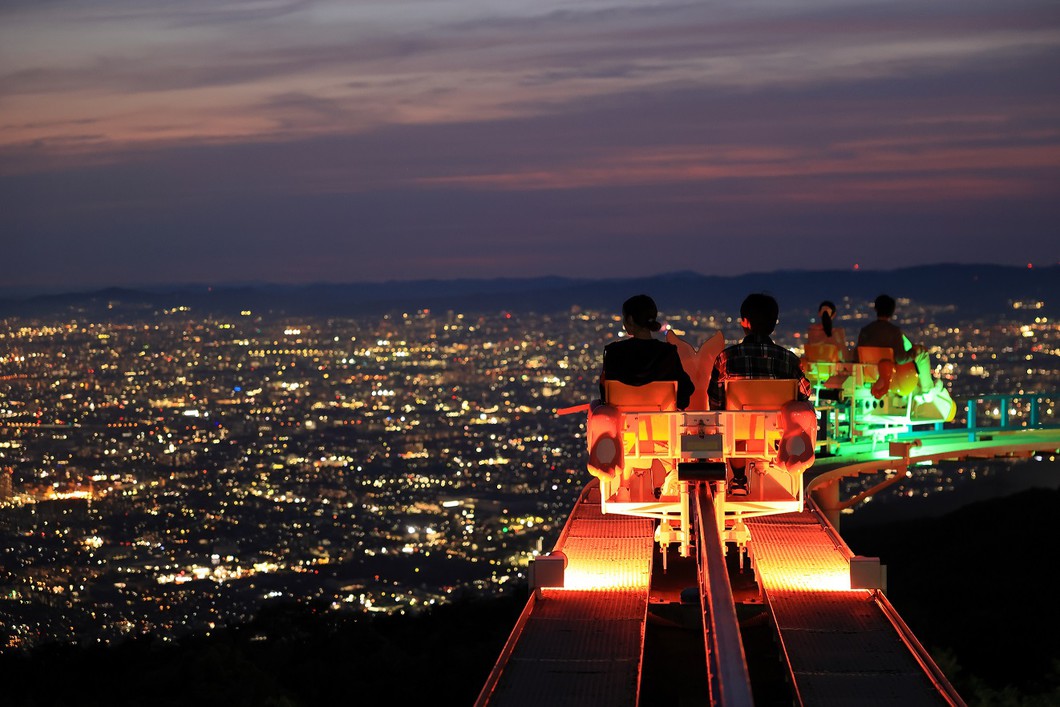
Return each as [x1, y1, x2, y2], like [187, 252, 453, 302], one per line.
[724, 379, 798, 410]
[604, 380, 678, 411]
[857, 346, 894, 365]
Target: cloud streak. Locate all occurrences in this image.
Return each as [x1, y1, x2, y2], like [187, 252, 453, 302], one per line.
[1, 0, 1058, 289]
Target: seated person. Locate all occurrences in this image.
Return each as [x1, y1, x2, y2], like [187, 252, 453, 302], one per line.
[806, 300, 847, 360]
[708, 293, 812, 494]
[857, 294, 941, 397]
[600, 294, 694, 410]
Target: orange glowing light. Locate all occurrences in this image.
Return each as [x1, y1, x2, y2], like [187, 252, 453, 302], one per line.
[560, 540, 651, 591]
[763, 556, 855, 592]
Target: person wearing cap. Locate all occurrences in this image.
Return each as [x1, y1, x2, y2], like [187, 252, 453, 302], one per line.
[599, 294, 694, 410]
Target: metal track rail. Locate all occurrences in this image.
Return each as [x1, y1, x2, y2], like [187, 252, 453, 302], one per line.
[692, 483, 755, 706]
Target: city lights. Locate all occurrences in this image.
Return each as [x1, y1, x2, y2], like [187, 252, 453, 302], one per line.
[0, 302, 1056, 651]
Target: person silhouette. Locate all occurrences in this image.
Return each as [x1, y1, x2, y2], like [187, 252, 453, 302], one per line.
[599, 294, 694, 410]
[857, 294, 939, 396]
[708, 293, 811, 494]
[807, 300, 847, 359]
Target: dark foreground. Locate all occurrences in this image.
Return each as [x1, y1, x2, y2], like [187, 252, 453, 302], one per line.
[1, 488, 1058, 707]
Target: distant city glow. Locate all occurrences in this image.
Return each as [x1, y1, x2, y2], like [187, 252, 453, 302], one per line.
[0, 301, 1056, 652]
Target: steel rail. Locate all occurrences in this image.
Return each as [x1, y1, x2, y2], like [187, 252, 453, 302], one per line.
[692, 483, 755, 706]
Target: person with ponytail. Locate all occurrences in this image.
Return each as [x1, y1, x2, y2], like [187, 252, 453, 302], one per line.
[599, 294, 695, 410]
[807, 300, 848, 360]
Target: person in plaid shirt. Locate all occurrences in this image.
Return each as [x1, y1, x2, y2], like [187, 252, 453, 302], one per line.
[708, 293, 812, 493]
[708, 293, 811, 410]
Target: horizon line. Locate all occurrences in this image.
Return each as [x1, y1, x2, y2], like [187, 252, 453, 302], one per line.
[2, 262, 1055, 301]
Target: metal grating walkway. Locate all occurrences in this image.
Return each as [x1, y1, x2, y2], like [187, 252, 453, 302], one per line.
[476, 492, 655, 707]
[747, 512, 956, 706]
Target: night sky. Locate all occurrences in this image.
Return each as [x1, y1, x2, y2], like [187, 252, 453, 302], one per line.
[3, 0, 1058, 293]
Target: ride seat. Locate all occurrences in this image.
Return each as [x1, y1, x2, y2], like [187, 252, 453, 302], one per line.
[802, 343, 840, 388]
[603, 380, 678, 459]
[725, 379, 798, 411]
[855, 345, 895, 398]
[722, 379, 815, 494]
[857, 346, 894, 366]
[724, 379, 798, 458]
[804, 342, 840, 363]
[604, 380, 678, 411]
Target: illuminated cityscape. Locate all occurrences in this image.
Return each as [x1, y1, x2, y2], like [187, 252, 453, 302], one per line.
[0, 298, 1057, 653]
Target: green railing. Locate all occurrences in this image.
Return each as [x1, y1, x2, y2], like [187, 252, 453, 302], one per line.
[819, 391, 1059, 444]
[962, 392, 1059, 441]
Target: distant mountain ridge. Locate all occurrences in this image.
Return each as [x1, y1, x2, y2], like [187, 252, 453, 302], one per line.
[1, 263, 1056, 321]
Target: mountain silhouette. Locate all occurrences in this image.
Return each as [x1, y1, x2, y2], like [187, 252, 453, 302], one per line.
[1, 263, 1055, 321]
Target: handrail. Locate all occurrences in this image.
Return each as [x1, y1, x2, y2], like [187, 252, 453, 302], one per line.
[692, 484, 754, 706]
[473, 483, 598, 707]
[816, 389, 1059, 445]
[803, 496, 968, 707]
[472, 592, 539, 707]
[961, 392, 1058, 440]
[962, 392, 1060, 401]
[874, 590, 969, 707]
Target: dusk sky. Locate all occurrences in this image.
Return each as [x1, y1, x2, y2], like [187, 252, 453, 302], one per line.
[3, 0, 1059, 293]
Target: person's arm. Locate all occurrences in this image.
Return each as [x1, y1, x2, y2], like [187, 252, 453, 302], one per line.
[901, 333, 930, 364]
[599, 347, 609, 401]
[834, 327, 848, 361]
[786, 350, 813, 401]
[660, 345, 694, 409]
[707, 358, 725, 410]
[675, 365, 695, 411]
[892, 331, 916, 364]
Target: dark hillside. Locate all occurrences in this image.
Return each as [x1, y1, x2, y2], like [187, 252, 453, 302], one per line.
[842, 487, 1060, 703]
[0, 592, 527, 707]
[1, 263, 1056, 321]
[3, 491, 1058, 704]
